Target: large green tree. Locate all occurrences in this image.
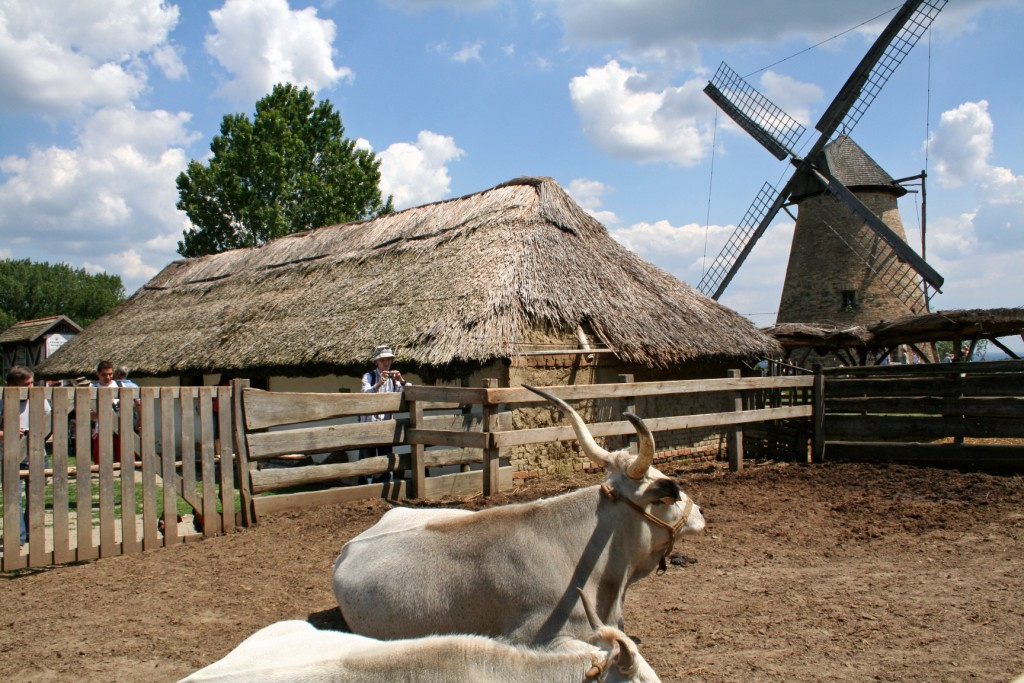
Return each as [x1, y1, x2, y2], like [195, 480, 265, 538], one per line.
[0, 259, 125, 332]
[176, 83, 393, 257]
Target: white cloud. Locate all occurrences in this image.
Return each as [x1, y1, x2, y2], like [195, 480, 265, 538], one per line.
[0, 0, 179, 115]
[452, 41, 484, 63]
[377, 131, 466, 209]
[543, 0, 992, 67]
[566, 178, 618, 226]
[205, 0, 353, 104]
[569, 60, 716, 165]
[151, 43, 188, 81]
[0, 107, 198, 292]
[928, 100, 1024, 256]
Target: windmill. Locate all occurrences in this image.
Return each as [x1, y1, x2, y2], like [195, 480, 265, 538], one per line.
[697, 0, 947, 325]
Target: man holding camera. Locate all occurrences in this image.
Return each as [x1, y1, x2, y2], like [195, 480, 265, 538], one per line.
[358, 344, 407, 483]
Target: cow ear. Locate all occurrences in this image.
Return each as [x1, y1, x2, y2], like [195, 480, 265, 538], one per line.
[639, 477, 680, 505]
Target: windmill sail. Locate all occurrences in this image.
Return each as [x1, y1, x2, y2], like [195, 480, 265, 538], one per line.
[700, 0, 947, 302]
[697, 182, 782, 299]
[704, 62, 806, 161]
[816, 0, 949, 142]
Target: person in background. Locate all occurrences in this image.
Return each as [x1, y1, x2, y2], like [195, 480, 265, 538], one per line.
[90, 360, 122, 464]
[113, 365, 138, 388]
[358, 344, 408, 484]
[0, 365, 51, 546]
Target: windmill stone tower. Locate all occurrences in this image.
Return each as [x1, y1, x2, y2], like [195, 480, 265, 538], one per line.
[697, 0, 948, 332]
[776, 135, 928, 326]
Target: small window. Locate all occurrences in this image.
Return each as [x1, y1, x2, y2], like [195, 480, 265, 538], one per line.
[841, 290, 858, 312]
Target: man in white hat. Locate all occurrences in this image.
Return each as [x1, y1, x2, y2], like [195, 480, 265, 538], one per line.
[358, 344, 408, 483]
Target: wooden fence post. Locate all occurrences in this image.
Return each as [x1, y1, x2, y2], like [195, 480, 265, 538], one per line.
[619, 374, 635, 453]
[482, 378, 499, 496]
[727, 369, 744, 472]
[230, 379, 256, 526]
[811, 364, 825, 464]
[408, 392, 426, 499]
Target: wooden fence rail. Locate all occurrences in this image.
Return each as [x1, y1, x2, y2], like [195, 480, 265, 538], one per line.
[820, 359, 1024, 466]
[232, 373, 815, 521]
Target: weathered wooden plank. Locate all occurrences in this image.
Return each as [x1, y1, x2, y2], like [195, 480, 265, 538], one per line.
[824, 414, 1024, 440]
[74, 388, 96, 562]
[246, 419, 402, 460]
[403, 385, 488, 405]
[51, 387, 73, 564]
[490, 405, 812, 448]
[119, 392, 139, 556]
[26, 389, 51, 567]
[826, 396, 1024, 417]
[826, 374, 1023, 398]
[160, 391, 179, 546]
[825, 359, 1024, 378]
[231, 379, 256, 526]
[424, 467, 513, 499]
[217, 385, 235, 534]
[140, 389, 160, 552]
[254, 479, 410, 515]
[179, 387, 199, 511]
[2, 389, 26, 571]
[250, 450, 487, 493]
[824, 441, 1024, 468]
[243, 389, 406, 430]
[484, 376, 814, 405]
[97, 389, 118, 558]
[408, 398, 426, 499]
[406, 428, 490, 449]
[199, 388, 220, 536]
[252, 467, 514, 515]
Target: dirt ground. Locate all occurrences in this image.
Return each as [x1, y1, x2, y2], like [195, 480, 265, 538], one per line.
[1, 459, 1023, 682]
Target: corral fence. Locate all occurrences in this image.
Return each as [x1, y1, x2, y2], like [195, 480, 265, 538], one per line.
[818, 359, 1024, 467]
[235, 372, 817, 520]
[5, 361, 1022, 570]
[2, 372, 814, 570]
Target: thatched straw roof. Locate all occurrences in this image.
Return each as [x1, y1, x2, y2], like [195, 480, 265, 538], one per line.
[766, 322, 870, 352]
[0, 315, 82, 344]
[40, 176, 779, 379]
[765, 308, 1024, 362]
[869, 308, 1024, 346]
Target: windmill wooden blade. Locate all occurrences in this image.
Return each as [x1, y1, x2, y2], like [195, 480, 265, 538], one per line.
[704, 62, 806, 161]
[697, 182, 786, 299]
[811, 168, 944, 291]
[815, 0, 948, 144]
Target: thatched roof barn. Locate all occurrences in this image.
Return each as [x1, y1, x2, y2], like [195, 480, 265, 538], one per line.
[41, 176, 778, 381]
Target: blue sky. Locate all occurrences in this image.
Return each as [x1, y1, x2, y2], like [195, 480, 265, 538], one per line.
[1, 0, 1021, 349]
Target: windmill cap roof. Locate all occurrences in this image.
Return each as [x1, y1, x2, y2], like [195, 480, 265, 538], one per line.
[790, 135, 907, 201]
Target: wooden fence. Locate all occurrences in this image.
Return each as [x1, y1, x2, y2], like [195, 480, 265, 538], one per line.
[1, 385, 238, 571]
[233, 373, 816, 521]
[3, 373, 815, 569]
[818, 359, 1024, 467]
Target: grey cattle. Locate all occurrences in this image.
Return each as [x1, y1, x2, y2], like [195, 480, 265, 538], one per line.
[179, 592, 660, 682]
[332, 384, 704, 645]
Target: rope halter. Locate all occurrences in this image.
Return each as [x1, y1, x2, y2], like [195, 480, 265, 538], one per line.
[601, 482, 693, 574]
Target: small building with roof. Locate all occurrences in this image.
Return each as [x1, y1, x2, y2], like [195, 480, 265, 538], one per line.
[0, 315, 82, 381]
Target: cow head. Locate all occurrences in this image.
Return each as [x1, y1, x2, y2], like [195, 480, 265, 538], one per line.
[524, 385, 704, 541]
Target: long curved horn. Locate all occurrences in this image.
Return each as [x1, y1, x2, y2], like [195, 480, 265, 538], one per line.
[524, 385, 612, 467]
[576, 587, 602, 630]
[622, 412, 655, 480]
